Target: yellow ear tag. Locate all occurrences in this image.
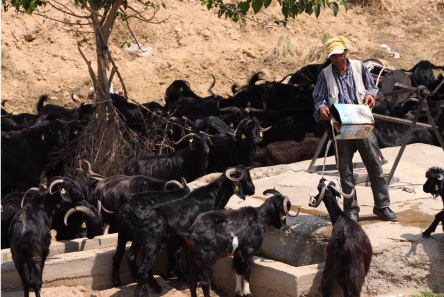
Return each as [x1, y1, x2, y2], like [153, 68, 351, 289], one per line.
[189, 126, 192, 130]
[234, 186, 239, 192]
[247, 102, 251, 107]
[281, 215, 286, 221]
[189, 139, 193, 142]
[61, 188, 66, 194]
[260, 132, 263, 137]
[436, 185, 439, 191]
[312, 198, 317, 204]
[179, 87, 183, 92]
[170, 130, 174, 134]
[242, 134, 246, 139]
[74, 130, 78, 135]
[81, 223, 87, 229]
[42, 135, 45, 140]
[230, 123, 234, 128]
[207, 137, 210, 139]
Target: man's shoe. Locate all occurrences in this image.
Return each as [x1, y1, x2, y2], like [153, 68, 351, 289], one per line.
[347, 213, 359, 222]
[373, 207, 398, 221]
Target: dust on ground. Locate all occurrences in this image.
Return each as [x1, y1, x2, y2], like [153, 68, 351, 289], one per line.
[2, 0, 444, 113]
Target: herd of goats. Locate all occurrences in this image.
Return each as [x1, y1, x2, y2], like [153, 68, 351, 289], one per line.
[1, 58, 444, 297]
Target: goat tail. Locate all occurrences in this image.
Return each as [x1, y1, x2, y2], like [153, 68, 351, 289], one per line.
[37, 95, 50, 112]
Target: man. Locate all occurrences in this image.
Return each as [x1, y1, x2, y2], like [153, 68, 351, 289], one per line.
[313, 36, 397, 222]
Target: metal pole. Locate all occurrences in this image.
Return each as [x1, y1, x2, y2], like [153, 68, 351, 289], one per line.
[307, 132, 328, 173]
[424, 106, 444, 150]
[385, 97, 425, 184]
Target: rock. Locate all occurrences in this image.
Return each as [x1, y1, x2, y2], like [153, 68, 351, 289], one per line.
[24, 28, 38, 41]
[76, 286, 87, 292]
[243, 49, 257, 59]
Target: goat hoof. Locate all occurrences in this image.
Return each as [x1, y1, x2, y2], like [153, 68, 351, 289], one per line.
[113, 281, 122, 287]
[235, 294, 243, 297]
[422, 231, 431, 238]
[244, 294, 253, 297]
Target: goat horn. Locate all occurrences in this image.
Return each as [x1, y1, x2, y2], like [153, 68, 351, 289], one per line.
[1, 100, 8, 107]
[208, 74, 217, 97]
[437, 174, 443, 181]
[329, 185, 355, 199]
[30, 120, 50, 128]
[21, 187, 40, 208]
[260, 126, 272, 132]
[83, 160, 105, 179]
[49, 179, 65, 195]
[217, 101, 239, 113]
[227, 119, 248, 136]
[200, 131, 216, 138]
[64, 206, 96, 227]
[225, 167, 243, 181]
[182, 116, 194, 127]
[309, 186, 326, 208]
[58, 111, 79, 124]
[435, 99, 444, 107]
[181, 177, 188, 186]
[263, 189, 282, 196]
[283, 196, 299, 217]
[164, 180, 183, 190]
[245, 102, 266, 113]
[173, 133, 195, 145]
[98, 200, 113, 214]
[71, 93, 82, 103]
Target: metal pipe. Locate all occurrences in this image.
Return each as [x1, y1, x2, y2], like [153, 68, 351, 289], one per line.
[372, 113, 434, 130]
[385, 97, 425, 185]
[424, 106, 444, 150]
[307, 132, 328, 173]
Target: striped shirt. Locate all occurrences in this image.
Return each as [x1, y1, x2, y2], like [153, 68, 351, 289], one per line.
[312, 59, 379, 122]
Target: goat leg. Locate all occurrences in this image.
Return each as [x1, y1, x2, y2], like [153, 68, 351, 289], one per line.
[112, 233, 128, 287]
[423, 210, 444, 238]
[15, 264, 30, 297]
[126, 241, 141, 281]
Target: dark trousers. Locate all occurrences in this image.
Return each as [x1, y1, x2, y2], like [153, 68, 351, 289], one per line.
[336, 131, 390, 215]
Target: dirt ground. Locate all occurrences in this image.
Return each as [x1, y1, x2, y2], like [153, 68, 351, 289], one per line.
[1, 0, 444, 113]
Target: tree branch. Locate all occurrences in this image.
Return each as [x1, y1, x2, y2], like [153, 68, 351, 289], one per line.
[34, 12, 91, 25]
[102, 0, 124, 41]
[47, 1, 91, 18]
[100, 2, 111, 26]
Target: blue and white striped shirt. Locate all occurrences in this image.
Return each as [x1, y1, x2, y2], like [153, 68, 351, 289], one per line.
[312, 59, 379, 122]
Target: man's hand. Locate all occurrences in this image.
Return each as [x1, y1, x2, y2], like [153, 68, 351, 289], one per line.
[320, 107, 330, 121]
[364, 95, 376, 108]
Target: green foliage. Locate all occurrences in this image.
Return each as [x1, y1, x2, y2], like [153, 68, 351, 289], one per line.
[200, 0, 347, 26]
[410, 291, 444, 297]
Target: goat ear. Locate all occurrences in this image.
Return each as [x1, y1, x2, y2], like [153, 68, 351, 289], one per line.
[57, 185, 72, 203]
[232, 181, 245, 200]
[189, 140, 195, 151]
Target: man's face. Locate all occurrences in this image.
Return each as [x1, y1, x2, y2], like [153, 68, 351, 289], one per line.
[330, 50, 348, 70]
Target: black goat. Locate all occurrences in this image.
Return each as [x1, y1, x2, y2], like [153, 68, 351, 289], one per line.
[110, 93, 155, 125]
[288, 59, 331, 85]
[111, 185, 191, 287]
[422, 167, 444, 238]
[37, 95, 95, 121]
[255, 139, 334, 167]
[403, 60, 444, 87]
[1, 119, 72, 194]
[131, 166, 255, 297]
[2, 178, 93, 248]
[89, 174, 186, 233]
[165, 76, 222, 113]
[208, 119, 270, 172]
[8, 177, 93, 297]
[51, 199, 104, 241]
[186, 189, 298, 297]
[309, 178, 372, 297]
[125, 132, 212, 182]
